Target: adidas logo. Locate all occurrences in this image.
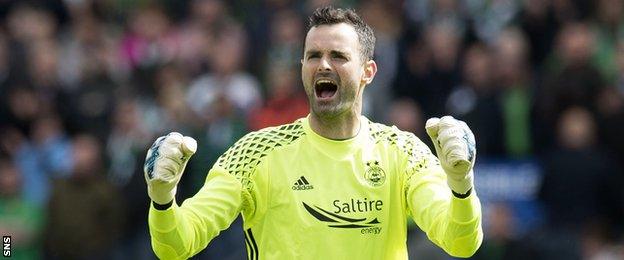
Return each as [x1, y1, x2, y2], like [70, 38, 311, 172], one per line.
[292, 176, 314, 190]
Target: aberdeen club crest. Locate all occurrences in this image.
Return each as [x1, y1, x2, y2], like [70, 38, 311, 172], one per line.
[365, 161, 386, 187]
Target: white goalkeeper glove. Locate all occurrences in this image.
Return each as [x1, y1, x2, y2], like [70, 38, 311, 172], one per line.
[144, 132, 197, 205]
[425, 116, 476, 195]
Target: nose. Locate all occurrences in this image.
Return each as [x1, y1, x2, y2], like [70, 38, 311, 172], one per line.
[317, 56, 332, 72]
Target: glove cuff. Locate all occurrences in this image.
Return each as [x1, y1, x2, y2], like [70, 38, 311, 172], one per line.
[153, 200, 174, 210]
[447, 170, 473, 195]
[148, 185, 177, 205]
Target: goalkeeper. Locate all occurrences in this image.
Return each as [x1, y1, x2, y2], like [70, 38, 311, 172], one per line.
[145, 6, 482, 259]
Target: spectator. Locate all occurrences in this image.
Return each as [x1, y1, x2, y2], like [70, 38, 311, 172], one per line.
[421, 22, 462, 117]
[393, 22, 462, 119]
[359, 0, 401, 121]
[386, 97, 425, 139]
[404, 0, 466, 33]
[518, 0, 560, 67]
[447, 42, 504, 157]
[45, 134, 123, 259]
[186, 23, 262, 119]
[120, 4, 179, 71]
[30, 114, 73, 179]
[58, 4, 121, 89]
[5, 3, 57, 44]
[591, 0, 624, 83]
[266, 8, 304, 71]
[3, 86, 40, 136]
[472, 203, 536, 260]
[106, 99, 153, 260]
[3, 91, 72, 206]
[536, 22, 605, 152]
[248, 65, 308, 131]
[0, 157, 44, 260]
[139, 64, 198, 135]
[392, 35, 430, 111]
[538, 107, 622, 259]
[107, 98, 151, 187]
[595, 86, 624, 172]
[178, 0, 229, 76]
[181, 94, 247, 199]
[494, 28, 533, 157]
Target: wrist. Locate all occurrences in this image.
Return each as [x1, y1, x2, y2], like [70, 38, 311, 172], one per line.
[148, 185, 177, 205]
[452, 188, 472, 199]
[152, 200, 174, 210]
[446, 170, 473, 195]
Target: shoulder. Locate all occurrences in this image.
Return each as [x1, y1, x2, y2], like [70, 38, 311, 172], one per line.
[368, 122, 419, 147]
[367, 121, 432, 157]
[368, 122, 439, 177]
[236, 119, 305, 151]
[217, 119, 306, 172]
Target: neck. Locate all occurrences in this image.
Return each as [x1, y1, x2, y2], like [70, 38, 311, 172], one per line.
[309, 111, 361, 140]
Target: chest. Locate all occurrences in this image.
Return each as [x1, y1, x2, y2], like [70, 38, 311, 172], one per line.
[263, 145, 405, 233]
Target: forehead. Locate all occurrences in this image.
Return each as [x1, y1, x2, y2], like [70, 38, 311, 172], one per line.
[304, 23, 360, 54]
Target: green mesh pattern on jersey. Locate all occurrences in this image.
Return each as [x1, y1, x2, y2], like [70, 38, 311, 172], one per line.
[217, 121, 305, 191]
[369, 122, 439, 192]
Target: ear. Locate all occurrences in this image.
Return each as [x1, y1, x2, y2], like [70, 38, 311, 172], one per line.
[362, 60, 377, 85]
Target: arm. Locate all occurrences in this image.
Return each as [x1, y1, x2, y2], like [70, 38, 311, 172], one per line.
[144, 133, 254, 259]
[404, 116, 483, 257]
[148, 167, 245, 259]
[406, 159, 482, 258]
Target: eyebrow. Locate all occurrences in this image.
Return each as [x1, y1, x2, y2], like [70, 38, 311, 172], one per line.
[304, 50, 321, 57]
[304, 49, 351, 58]
[330, 50, 350, 58]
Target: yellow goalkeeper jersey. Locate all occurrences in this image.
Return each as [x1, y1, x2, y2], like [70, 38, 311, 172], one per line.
[148, 116, 483, 259]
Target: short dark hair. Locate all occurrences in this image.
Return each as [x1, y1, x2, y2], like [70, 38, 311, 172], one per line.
[307, 6, 376, 61]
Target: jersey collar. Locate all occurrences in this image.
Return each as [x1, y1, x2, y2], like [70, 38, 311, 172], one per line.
[302, 115, 371, 159]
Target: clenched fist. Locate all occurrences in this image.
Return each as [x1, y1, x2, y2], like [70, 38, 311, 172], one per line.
[425, 116, 476, 195]
[144, 132, 197, 205]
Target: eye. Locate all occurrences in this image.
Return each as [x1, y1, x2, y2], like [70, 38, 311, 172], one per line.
[307, 53, 320, 60]
[332, 53, 348, 61]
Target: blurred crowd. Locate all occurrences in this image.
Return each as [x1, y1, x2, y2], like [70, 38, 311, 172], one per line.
[0, 0, 623, 259]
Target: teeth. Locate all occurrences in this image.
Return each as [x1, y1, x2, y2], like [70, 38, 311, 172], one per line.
[316, 79, 334, 85]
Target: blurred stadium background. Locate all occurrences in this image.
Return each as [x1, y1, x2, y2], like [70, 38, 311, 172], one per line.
[0, 0, 623, 259]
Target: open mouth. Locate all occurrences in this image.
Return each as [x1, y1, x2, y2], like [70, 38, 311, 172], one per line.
[314, 79, 338, 99]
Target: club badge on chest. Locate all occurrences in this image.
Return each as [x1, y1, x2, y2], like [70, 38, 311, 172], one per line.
[364, 160, 386, 187]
